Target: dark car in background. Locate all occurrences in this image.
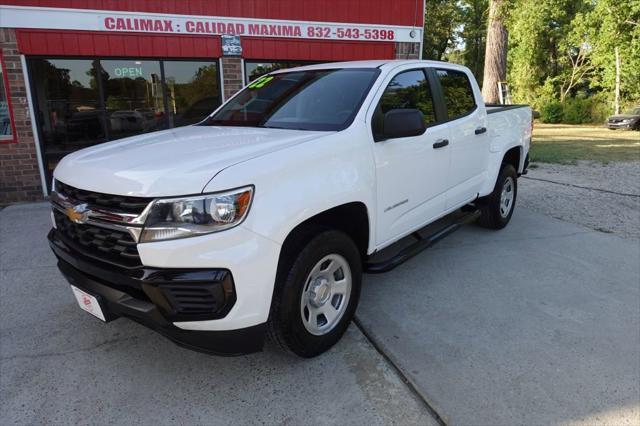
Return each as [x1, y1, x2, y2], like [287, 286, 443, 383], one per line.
[607, 107, 640, 130]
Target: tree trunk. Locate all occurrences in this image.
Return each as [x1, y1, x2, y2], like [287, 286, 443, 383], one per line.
[482, 0, 508, 104]
[614, 46, 621, 114]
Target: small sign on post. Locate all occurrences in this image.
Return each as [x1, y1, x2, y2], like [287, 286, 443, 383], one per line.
[221, 35, 242, 56]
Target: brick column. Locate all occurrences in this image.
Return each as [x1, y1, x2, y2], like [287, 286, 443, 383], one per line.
[395, 42, 421, 60]
[0, 28, 43, 204]
[220, 57, 243, 101]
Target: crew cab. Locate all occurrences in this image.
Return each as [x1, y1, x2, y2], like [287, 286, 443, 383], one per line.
[48, 60, 532, 357]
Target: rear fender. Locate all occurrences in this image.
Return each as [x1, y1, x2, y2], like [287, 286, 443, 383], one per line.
[479, 144, 523, 196]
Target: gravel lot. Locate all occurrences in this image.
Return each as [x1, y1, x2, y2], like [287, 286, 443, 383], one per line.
[519, 161, 640, 239]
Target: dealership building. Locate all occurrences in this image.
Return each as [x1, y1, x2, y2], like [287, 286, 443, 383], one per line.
[0, 1, 423, 203]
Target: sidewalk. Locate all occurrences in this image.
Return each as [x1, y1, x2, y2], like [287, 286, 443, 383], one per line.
[356, 208, 640, 425]
[0, 203, 435, 426]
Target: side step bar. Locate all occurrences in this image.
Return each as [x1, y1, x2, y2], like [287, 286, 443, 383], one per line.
[364, 209, 481, 273]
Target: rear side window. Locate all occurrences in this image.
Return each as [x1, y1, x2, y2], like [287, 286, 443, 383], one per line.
[378, 70, 437, 125]
[436, 69, 476, 119]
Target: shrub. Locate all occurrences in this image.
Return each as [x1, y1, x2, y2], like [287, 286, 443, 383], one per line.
[540, 101, 564, 123]
[589, 99, 610, 124]
[563, 98, 593, 124]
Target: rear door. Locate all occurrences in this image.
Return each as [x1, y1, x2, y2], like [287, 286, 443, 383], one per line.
[370, 67, 451, 246]
[432, 68, 490, 209]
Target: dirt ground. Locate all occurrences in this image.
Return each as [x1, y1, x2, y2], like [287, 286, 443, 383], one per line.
[519, 161, 640, 239]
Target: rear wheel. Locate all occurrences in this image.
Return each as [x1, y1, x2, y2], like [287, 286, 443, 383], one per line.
[477, 163, 518, 229]
[267, 229, 362, 357]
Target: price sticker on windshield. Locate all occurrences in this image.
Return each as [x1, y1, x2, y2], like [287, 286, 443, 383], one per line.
[248, 75, 274, 89]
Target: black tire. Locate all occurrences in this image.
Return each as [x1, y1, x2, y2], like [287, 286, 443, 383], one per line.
[477, 163, 518, 229]
[267, 229, 362, 358]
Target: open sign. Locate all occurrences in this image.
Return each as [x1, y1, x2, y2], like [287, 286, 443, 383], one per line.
[114, 67, 143, 78]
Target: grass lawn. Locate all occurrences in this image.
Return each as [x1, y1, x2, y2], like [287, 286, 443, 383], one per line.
[530, 123, 640, 164]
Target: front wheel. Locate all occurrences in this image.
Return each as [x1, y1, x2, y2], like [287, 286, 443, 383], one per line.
[477, 163, 518, 229]
[267, 229, 362, 357]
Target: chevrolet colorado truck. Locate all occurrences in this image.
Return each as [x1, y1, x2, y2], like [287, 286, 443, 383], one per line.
[48, 60, 532, 357]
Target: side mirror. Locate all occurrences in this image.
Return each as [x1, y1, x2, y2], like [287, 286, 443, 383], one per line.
[382, 109, 426, 140]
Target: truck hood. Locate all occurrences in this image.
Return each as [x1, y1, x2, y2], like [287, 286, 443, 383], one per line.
[54, 126, 326, 197]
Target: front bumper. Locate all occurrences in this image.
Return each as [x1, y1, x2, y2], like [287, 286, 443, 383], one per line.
[607, 122, 634, 129]
[49, 229, 266, 355]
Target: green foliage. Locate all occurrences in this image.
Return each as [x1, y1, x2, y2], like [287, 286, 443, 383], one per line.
[539, 94, 612, 124]
[422, 0, 488, 82]
[169, 65, 218, 112]
[540, 101, 564, 123]
[423, 0, 462, 60]
[506, 0, 640, 118]
[531, 78, 558, 111]
[421, 0, 639, 120]
[562, 97, 593, 124]
[507, 0, 592, 105]
[105, 96, 129, 111]
[580, 0, 640, 108]
[588, 93, 612, 123]
[459, 0, 489, 81]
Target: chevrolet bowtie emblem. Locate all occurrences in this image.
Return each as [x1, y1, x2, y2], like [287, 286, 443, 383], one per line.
[65, 203, 90, 224]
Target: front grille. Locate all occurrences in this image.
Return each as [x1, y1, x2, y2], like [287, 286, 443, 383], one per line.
[55, 180, 151, 215]
[53, 209, 141, 268]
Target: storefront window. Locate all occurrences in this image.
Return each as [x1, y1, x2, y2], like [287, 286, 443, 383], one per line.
[29, 59, 105, 175]
[0, 55, 14, 142]
[100, 60, 167, 138]
[164, 61, 220, 127]
[29, 58, 220, 186]
[244, 61, 317, 84]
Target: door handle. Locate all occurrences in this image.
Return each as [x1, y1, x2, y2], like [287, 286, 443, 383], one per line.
[475, 126, 487, 135]
[433, 139, 449, 149]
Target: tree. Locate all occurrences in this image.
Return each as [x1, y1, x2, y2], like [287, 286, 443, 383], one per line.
[506, 0, 592, 107]
[460, 0, 489, 82]
[558, 16, 594, 103]
[581, 0, 640, 113]
[482, 0, 509, 103]
[422, 0, 462, 60]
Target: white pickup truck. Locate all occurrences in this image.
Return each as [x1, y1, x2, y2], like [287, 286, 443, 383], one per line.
[48, 60, 532, 357]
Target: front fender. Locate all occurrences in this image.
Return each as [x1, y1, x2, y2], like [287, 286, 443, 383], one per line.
[202, 127, 377, 252]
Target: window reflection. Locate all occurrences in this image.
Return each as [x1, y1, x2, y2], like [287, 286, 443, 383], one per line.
[164, 61, 220, 127]
[436, 69, 476, 118]
[101, 60, 167, 138]
[379, 70, 436, 124]
[0, 59, 13, 140]
[29, 58, 220, 187]
[244, 61, 317, 84]
[30, 59, 105, 175]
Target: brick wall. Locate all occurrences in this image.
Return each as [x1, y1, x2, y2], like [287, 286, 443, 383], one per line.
[395, 42, 421, 60]
[0, 28, 43, 204]
[221, 57, 243, 101]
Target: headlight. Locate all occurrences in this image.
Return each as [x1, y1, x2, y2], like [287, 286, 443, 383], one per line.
[621, 118, 632, 123]
[140, 186, 254, 242]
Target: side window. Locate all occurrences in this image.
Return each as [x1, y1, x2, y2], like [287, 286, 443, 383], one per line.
[377, 70, 437, 125]
[436, 69, 476, 119]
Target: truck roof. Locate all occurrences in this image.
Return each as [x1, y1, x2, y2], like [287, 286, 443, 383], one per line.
[270, 59, 470, 74]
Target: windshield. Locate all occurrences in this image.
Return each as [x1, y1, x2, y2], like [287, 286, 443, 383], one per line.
[200, 68, 380, 131]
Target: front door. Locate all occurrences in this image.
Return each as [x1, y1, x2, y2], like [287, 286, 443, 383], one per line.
[371, 68, 451, 246]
